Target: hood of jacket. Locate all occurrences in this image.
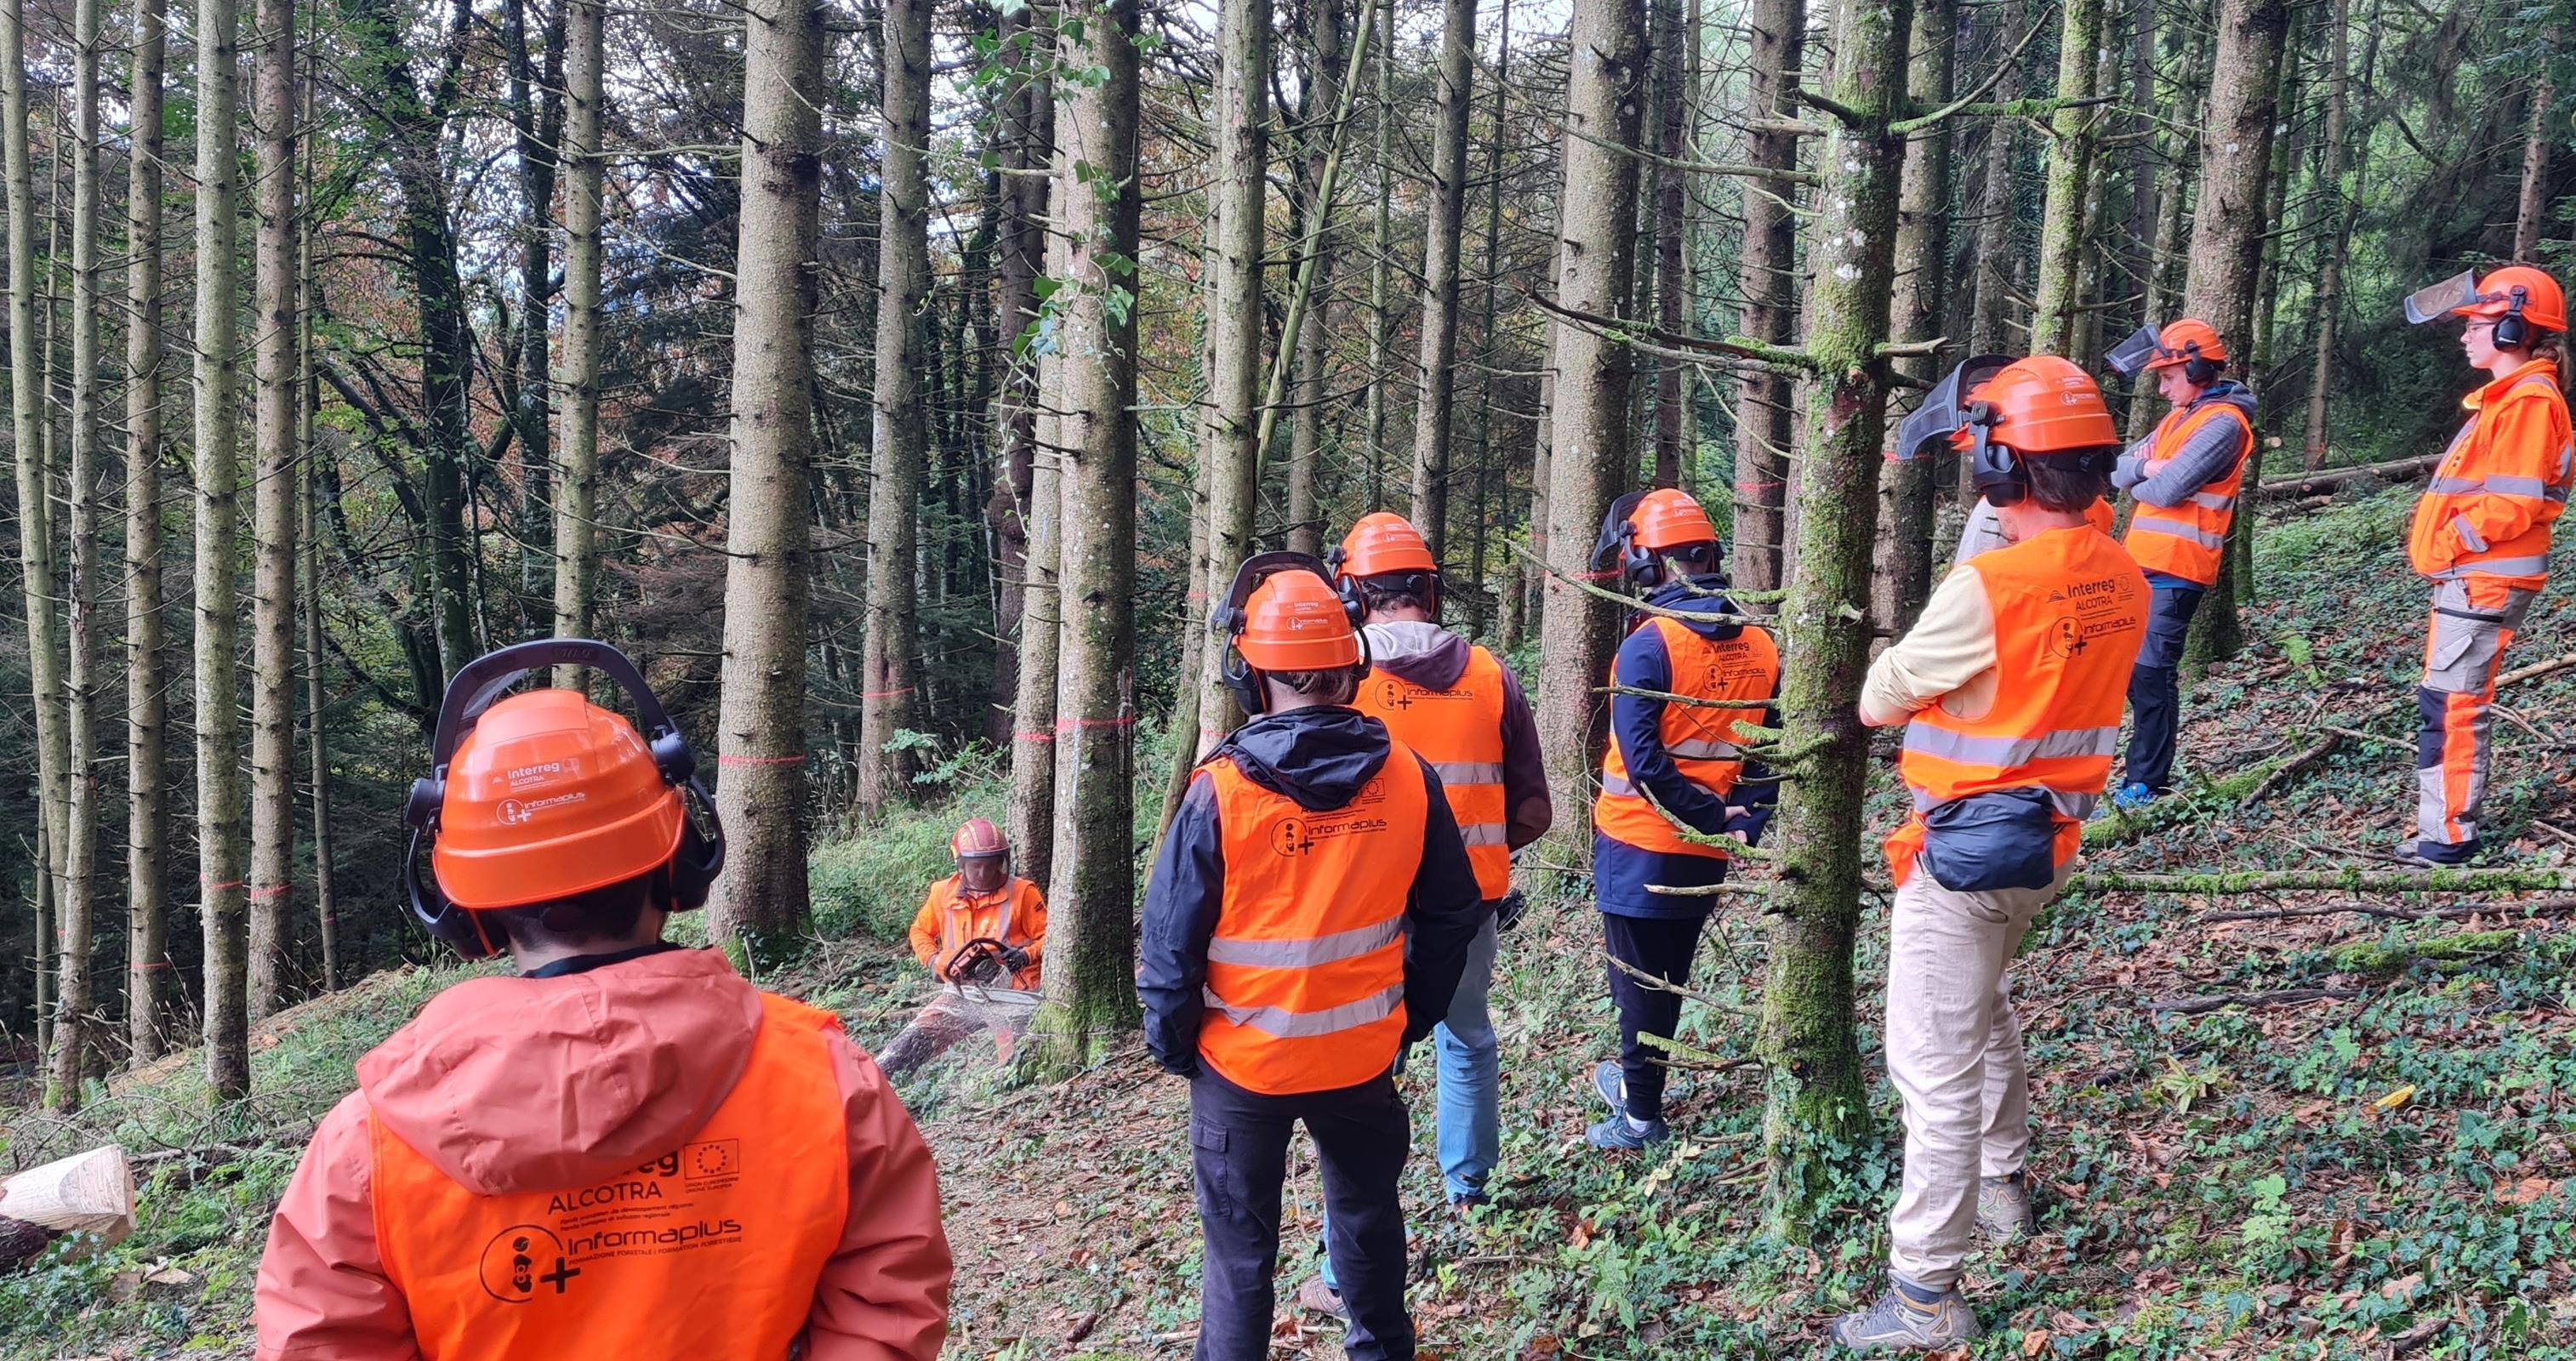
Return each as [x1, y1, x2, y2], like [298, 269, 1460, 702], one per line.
[1361, 620, 1471, 691]
[1638, 574, 1744, 642]
[2191, 379, 2259, 422]
[355, 948, 765, 1194]
[1215, 704, 1391, 812]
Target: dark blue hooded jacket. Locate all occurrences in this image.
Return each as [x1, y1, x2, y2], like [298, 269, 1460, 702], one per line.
[1595, 575, 1782, 919]
[1138, 705, 1485, 1078]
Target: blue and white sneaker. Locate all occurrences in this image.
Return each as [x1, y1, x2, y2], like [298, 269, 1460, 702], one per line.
[1592, 1060, 1627, 1113]
[1586, 1113, 1668, 1149]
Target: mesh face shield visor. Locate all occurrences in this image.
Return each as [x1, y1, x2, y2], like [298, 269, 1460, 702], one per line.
[2104, 325, 2172, 378]
[2402, 270, 2486, 325]
[1892, 355, 2013, 461]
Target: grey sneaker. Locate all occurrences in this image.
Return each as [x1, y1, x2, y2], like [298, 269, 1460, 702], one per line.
[1829, 1281, 1982, 1350]
[1295, 1276, 1347, 1318]
[1976, 1172, 2034, 1242]
[1586, 1113, 1667, 1149]
[1592, 1060, 1626, 1113]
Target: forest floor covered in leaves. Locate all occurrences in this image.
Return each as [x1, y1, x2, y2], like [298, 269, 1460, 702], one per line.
[14, 482, 2576, 1359]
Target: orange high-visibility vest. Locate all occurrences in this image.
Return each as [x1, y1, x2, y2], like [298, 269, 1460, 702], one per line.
[1198, 749, 1428, 1096]
[2408, 360, 2574, 590]
[1886, 526, 2148, 886]
[370, 992, 849, 1361]
[918, 876, 1046, 989]
[2123, 401, 2252, 586]
[1354, 646, 1511, 899]
[1593, 618, 1781, 860]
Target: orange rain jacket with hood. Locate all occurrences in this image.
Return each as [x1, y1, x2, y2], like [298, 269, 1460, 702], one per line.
[251, 948, 952, 1361]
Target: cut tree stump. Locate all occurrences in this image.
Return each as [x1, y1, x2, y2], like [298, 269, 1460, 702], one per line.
[0, 1146, 134, 1270]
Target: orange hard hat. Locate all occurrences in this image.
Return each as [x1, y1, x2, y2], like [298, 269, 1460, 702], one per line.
[2146, 318, 2226, 368]
[1952, 355, 2119, 455]
[1629, 488, 1719, 551]
[1232, 562, 1362, 671]
[429, 688, 687, 910]
[2465, 265, 2568, 332]
[952, 817, 1007, 859]
[1334, 512, 1435, 579]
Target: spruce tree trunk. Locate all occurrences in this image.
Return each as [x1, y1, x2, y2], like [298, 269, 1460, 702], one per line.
[1650, 0, 1684, 489]
[2304, 0, 2370, 469]
[1534, 0, 1646, 837]
[124, 0, 169, 1062]
[1732, 0, 1807, 589]
[553, 0, 606, 670]
[505, 0, 561, 627]
[2517, 33, 2560, 262]
[247, 0, 297, 1021]
[2177, 0, 2287, 675]
[1007, 310, 1065, 891]
[196, 0, 252, 1100]
[1364, 0, 1393, 504]
[1872, 0, 1955, 637]
[1469, 0, 1513, 624]
[2129, 9, 2209, 441]
[988, 8, 1052, 740]
[1034, 0, 1143, 1076]
[300, 188, 339, 993]
[48, 0, 104, 1109]
[1763, 0, 1914, 1234]
[2029, 0, 2104, 354]
[1407, 0, 1476, 554]
[858, 0, 930, 816]
[710, 0, 824, 950]
[1188, 0, 1270, 761]
[1284, 0, 1342, 558]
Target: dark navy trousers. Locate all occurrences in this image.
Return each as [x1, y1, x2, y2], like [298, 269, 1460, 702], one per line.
[2123, 575, 2205, 793]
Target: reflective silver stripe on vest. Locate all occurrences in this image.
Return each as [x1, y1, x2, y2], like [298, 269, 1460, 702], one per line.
[1911, 786, 2103, 819]
[2189, 490, 2237, 512]
[2432, 555, 2551, 579]
[1430, 760, 1506, 786]
[1205, 918, 1403, 969]
[1201, 980, 1405, 1039]
[2129, 518, 2226, 549]
[1666, 737, 1742, 760]
[1902, 724, 2120, 767]
[1600, 772, 1637, 797]
[1458, 822, 1509, 846]
[2428, 473, 2554, 498]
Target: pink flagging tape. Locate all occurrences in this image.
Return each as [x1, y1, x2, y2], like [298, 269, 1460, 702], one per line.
[201, 879, 246, 893]
[1014, 731, 1058, 743]
[719, 752, 809, 767]
[134, 960, 175, 972]
[248, 884, 293, 901]
[1053, 715, 1137, 731]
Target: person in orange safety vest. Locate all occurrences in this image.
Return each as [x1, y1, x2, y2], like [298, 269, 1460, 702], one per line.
[879, 817, 1050, 1078]
[2101, 316, 2259, 807]
[1581, 487, 1781, 1152]
[1139, 553, 1481, 1361]
[2396, 265, 2575, 863]
[252, 640, 950, 1361]
[1838, 357, 2149, 1352]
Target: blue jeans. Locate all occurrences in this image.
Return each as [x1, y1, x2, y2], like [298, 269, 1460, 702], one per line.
[1320, 914, 1499, 1291]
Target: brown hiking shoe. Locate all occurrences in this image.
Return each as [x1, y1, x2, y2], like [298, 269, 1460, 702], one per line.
[1295, 1275, 1347, 1318]
[1976, 1172, 2035, 1243]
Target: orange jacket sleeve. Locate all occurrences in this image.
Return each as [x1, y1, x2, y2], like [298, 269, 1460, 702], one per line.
[1012, 880, 1047, 969]
[907, 886, 943, 973]
[2451, 394, 2573, 555]
[252, 1093, 418, 1361]
[806, 1028, 954, 1361]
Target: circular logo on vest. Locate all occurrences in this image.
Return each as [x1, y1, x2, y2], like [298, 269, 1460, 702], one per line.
[2047, 617, 2083, 659]
[1374, 677, 1411, 710]
[1269, 817, 1314, 857]
[480, 1223, 578, 1303]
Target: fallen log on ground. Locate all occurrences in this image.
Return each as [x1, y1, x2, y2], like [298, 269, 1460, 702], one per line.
[2145, 987, 2367, 1015]
[2203, 896, 2576, 924]
[0, 1146, 133, 1271]
[2254, 453, 2438, 502]
[2070, 868, 2567, 895]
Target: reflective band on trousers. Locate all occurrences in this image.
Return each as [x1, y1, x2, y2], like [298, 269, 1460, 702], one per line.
[1431, 760, 1507, 786]
[1201, 981, 1405, 1039]
[2427, 473, 2555, 498]
[1901, 724, 2121, 766]
[1205, 918, 1403, 969]
[2129, 519, 2227, 550]
[1912, 787, 2100, 819]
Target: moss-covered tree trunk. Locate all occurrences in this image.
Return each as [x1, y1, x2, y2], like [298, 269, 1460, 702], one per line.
[2177, 0, 2286, 675]
[1761, 0, 1913, 1237]
[1033, 0, 1143, 1075]
[1872, 0, 1955, 637]
[2029, 0, 2103, 355]
[1532, 0, 1646, 850]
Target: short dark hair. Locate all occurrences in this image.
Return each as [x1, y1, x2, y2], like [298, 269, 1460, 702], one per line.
[1358, 572, 1434, 615]
[493, 868, 670, 952]
[1269, 664, 1362, 704]
[2025, 449, 2116, 514]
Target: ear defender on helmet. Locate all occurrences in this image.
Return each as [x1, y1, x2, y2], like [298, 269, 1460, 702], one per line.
[1215, 552, 1369, 719]
[403, 639, 727, 960]
[2499, 288, 2533, 350]
[1965, 400, 2027, 507]
[2181, 344, 2222, 387]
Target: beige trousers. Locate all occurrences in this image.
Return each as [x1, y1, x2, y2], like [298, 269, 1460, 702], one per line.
[1884, 860, 2072, 1290]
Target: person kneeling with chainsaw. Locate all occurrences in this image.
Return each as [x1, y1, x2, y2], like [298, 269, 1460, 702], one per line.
[1139, 555, 1483, 1361]
[1837, 358, 2148, 1351]
[879, 817, 1049, 1078]
[253, 641, 951, 1361]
